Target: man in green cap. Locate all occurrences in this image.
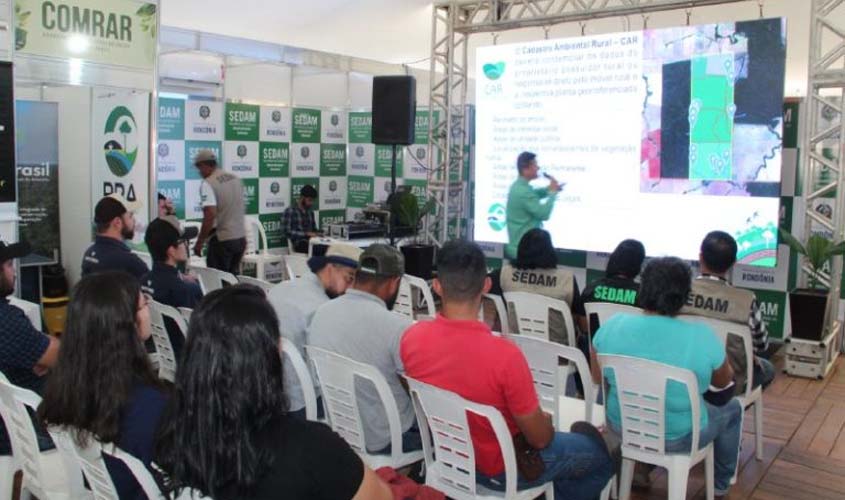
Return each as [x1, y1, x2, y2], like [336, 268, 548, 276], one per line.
[505, 151, 561, 260]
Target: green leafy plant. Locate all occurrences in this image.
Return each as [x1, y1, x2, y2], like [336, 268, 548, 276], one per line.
[137, 4, 157, 40]
[779, 228, 845, 290]
[15, 0, 31, 50]
[392, 191, 435, 244]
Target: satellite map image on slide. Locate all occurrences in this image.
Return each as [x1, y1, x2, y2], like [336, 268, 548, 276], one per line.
[640, 18, 786, 199]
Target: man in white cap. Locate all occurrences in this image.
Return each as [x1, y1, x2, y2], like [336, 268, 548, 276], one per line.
[81, 194, 149, 280]
[267, 242, 363, 419]
[192, 149, 247, 274]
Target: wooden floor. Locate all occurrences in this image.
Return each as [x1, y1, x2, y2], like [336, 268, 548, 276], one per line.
[631, 351, 845, 500]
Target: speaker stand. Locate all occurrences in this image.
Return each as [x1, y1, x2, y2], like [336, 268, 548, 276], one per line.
[389, 143, 398, 247]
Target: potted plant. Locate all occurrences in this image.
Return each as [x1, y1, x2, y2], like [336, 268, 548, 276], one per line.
[392, 191, 437, 279]
[779, 228, 845, 341]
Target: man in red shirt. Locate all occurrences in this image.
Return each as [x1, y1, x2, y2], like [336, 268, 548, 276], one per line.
[401, 240, 613, 499]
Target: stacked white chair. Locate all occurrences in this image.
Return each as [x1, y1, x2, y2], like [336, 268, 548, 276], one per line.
[678, 314, 764, 462]
[503, 291, 577, 348]
[394, 275, 436, 321]
[149, 301, 188, 382]
[189, 266, 238, 295]
[49, 427, 163, 500]
[406, 377, 554, 499]
[0, 375, 89, 499]
[241, 216, 284, 281]
[598, 354, 715, 500]
[305, 346, 423, 469]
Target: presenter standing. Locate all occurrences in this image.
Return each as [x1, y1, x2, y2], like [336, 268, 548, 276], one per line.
[505, 152, 561, 260]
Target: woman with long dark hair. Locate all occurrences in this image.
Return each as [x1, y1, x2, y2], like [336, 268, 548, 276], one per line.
[38, 271, 168, 499]
[154, 285, 391, 499]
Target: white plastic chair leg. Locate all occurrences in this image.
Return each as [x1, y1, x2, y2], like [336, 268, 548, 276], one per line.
[705, 447, 715, 500]
[619, 458, 634, 500]
[0, 457, 14, 500]
[611, 475, 619, 499]
[754, 399, 764, 460]
[667, 459, 692, 500]
[600, 477, 614, 500]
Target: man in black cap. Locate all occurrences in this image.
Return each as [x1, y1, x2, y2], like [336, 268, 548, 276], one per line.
[81, 194, 149, 280]
[0, 239, 60, 454]
[142, 216, 202, 310]
[281, 184, 320, 254]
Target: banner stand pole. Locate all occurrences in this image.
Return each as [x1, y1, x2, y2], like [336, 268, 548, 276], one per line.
[390, 143, 397, 247]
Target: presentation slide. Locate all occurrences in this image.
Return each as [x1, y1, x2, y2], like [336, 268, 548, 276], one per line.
[475, 18, 786, 266]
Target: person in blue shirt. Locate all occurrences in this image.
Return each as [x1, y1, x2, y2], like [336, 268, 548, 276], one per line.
[81, 194, 149, 280]
[142, 216, 202, 310]
[590, 257, 741, 499]
[38, 271, 169, 500]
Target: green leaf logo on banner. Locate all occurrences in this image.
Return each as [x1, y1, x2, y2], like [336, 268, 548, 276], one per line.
[487, 203, 506, 231]
[483, 62, 506, 80]
[103, 106, 138, 177]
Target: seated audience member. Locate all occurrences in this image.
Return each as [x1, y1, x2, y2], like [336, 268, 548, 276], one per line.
[591, 257, 740, 498]
[402, 240, 613, 500]
[489, 228, 586, 344]
[155, 285, 392, 500]
[38, 272, 167, 499]
[82, 194, 149, 280]
[681, 231, 775, 398]
[267, 242, 362, 418]
[142, 216, 202, 309]
[581, 239, 645, 309]
[309, 244, 419, 454]
[282, 184, 319, 254]
[0, 240, 60, 455]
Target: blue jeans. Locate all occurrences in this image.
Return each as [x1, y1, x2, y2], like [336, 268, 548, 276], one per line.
[664, 399, 742, 496]
[373, 425, 423, 455]
[753, 357, 776, 390]
[477, 432, 614, 500]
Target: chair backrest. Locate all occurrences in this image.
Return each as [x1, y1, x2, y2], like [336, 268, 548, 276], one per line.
[149, 301, 181, 382]
[172, 488, 213, 499]
[404, 274, 436, 318]
[281, 342, 319, 421]
[597, 354, 702, 456]
[677, 314, 754, 399]
[503, 291, 576, 346]
[50, 427, 163, 500]
[236, 275, 273, 293]
[308, 237, 340, 257]
[478, 293, 509, 335]
[406, 377, 522, 498]
[507, 335, 596, 427]
[8, 296, 43, 331]
[392, 277, 415, 319]
[305, 346, 404, 463]
[244, 216, 269, 256]
[284, 254, 310, 281]
[0, 375, 86, 497]
[191, 266, 238, 294]
[178, 307, 193, 324]
[584, 302, 643, 337]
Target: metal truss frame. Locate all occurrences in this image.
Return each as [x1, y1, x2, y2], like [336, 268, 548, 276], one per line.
[801, 0, 845, 337]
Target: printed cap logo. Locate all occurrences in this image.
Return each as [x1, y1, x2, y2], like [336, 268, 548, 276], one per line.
[103, 106, 138, 177]
[487, 203, 506, 232]
[483, 62, 506, 80]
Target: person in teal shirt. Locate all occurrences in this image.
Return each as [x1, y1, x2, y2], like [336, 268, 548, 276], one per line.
[505, 152, 561, 260]
[590, 257, 741, 498]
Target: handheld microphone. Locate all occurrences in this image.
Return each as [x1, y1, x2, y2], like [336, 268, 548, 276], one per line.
[542, 172, 554, 180]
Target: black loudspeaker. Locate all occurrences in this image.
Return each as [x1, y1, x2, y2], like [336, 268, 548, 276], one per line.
[372, 76, 416, 145]
[0, 62, 15, 203]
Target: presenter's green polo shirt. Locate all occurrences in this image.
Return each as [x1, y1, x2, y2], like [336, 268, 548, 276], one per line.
[505, 177, 557, 259]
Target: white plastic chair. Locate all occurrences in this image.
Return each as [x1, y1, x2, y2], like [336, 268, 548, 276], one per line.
[8, 297, 43, 332]
[281, 342, 321, 422]
[394, 275, 436, 320]
[237, 275, 273, 293]
[173, 489, 212, 500]
[178, 307, 193, 324]
[584, 302, 643, 337]
[598, 354, 715, 500]
[678, 314, 764, 462]
[305, 346, 424, 469]
[241, 216, 283, 281]
[406, 377, 554, 499]
[0, 376, 89, 499]
[49, 427, 163, 500]
[284, 254, 310, 281]
[149, 301, 187, 382]
[503, 291, 577, 347]
[308, 237, 341, 257]
[190, 266, 238, 295]
[479, 293, 509, 335]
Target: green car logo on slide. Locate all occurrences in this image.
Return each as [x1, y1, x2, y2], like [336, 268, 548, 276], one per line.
[103, 106, 138, 177]
[483, 62, 506, 80]
[487, 203, 506, 231]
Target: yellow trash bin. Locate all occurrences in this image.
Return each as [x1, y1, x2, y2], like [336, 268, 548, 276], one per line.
[41, 296, 68, 337]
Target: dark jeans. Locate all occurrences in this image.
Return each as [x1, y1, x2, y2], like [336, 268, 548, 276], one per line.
[477, 432, 614, 500]
[373, 425, 423, 455]
[287, 397, 326, 421]
[207, 236, 247, 275]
